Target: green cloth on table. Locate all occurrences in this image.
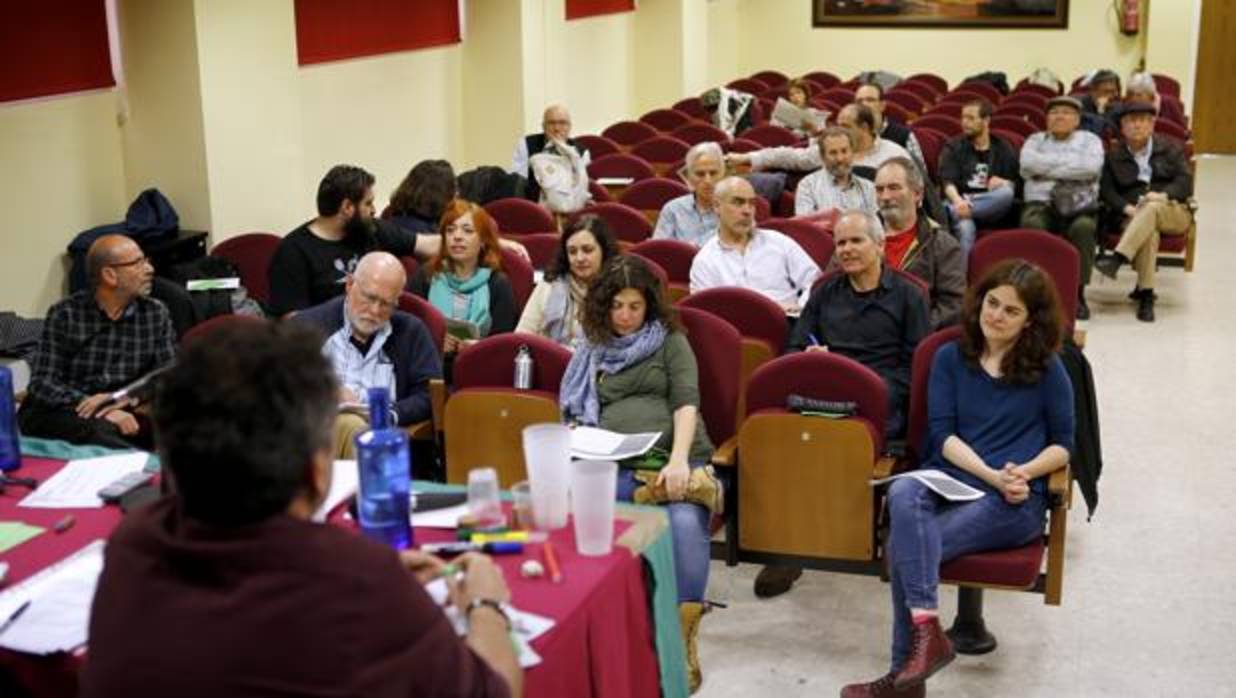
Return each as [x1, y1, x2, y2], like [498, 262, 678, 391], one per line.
[0, 521, 45, 553]
[19, 436, 160, 472]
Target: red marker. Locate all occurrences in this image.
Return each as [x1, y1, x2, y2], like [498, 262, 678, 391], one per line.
[53, 515, 75, 534]
[542, 541, 563, 584]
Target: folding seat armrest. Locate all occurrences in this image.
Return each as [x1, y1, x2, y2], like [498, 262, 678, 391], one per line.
[429, 379, 447, 435]
[405, 420, 434, 441]
[711, 436, 738, 468]
[874, 456, 897, 480]
[1043, 463, 1071, 606]
[1047, 464, 1071, 510]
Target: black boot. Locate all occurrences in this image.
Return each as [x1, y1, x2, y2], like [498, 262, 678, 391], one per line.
[1136, 290, 1156, 322]
[1076, 293, 1090, 320]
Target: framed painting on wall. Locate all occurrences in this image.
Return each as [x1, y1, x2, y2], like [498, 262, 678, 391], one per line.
[813, 0, 1070, 29]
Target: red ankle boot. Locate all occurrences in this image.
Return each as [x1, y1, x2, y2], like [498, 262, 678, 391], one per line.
[840, 672, 926, 697]
[892, 616, 954, 689]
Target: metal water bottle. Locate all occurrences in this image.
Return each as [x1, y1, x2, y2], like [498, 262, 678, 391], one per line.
[514, 344, 534, 390]
[0, 366, 20, 472]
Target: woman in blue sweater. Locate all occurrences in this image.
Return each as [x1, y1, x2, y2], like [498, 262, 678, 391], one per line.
[844, 260, 1074, 698]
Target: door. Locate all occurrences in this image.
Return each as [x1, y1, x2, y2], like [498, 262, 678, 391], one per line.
[1193, 0, 1236, 154]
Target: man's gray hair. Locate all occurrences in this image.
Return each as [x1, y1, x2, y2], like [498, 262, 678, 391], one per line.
[685, 141, 724, 172]
[839, 209, 886, 245]
[877, 156, 924, 194]
[1127, 72, 1157, 97]
[818, 126, 856, 150]
[714, 176, 749, 201]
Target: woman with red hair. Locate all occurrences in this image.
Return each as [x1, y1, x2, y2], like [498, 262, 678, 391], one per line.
[409, 200, 517, 354]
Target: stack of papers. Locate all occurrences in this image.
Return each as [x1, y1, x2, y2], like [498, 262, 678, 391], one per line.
[0, 540, 105, 655]
[424, 578, 554, 667]
[19, 452, 148, 509]
[570, 427, 660, 461]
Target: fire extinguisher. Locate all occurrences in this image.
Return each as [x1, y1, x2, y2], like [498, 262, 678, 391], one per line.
[1119, 0, 1140, 36]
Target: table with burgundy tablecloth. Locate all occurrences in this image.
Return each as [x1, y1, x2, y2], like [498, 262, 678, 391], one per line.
[0, 453, 689, 698]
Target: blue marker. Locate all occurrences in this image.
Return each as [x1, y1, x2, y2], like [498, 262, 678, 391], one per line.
[808, 333, 821, 347]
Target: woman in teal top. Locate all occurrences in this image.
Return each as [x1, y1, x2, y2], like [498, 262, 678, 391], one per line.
[559, 255, 714, 693]
[409, 200, 516, 355]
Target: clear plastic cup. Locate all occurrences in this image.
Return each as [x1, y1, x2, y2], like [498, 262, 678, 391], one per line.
[570, 459, 617, 556]
[510, 481, 533, 531]
[467, 467, 506, 530]
[522, 423, 572, 530]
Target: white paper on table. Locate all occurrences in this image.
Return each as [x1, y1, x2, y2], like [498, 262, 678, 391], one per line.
[570, 427, 660, 461]
[425, 577, 554, 668]
[18, 452, 148, 509]
[0, 540, 104, 655]
[870, 470, 986, 502]
[312, 460, 359, 522]
[412, 503, 471, 529]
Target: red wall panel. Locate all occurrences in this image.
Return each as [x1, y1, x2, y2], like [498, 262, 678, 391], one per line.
[0, 0, 115, 103]
[295, 0, 461, 66]
[565, 0, 636, 21]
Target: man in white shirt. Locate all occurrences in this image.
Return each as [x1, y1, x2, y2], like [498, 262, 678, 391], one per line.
[689, 177, 820, 312]
[795, 127, 878, 217]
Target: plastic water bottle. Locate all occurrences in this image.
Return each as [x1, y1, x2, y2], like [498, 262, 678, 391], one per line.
[354, 387, 412, 549]
[0, 367, 19, 472]
[514, 344, 534, 390]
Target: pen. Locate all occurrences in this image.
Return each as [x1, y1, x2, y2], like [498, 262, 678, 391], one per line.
[808, 333, 820, 347]
[53, 515, 75, 534]
[542, 541, 563, 584]
[422, 541, 524, 556]
[0, 600, 31, 636]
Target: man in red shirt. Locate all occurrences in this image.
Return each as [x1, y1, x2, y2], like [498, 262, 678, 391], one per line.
[82, 321, 521, 698]
[874, 158, 965, 328]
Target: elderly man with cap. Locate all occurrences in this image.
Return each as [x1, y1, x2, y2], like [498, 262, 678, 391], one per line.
[1019, 95, 1105, 319]
[1095, 101, 1194, 322]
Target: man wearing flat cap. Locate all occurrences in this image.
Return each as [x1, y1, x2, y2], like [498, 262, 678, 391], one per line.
[1095, 101, 1194, 322]
[1019, 95, 1105, 319]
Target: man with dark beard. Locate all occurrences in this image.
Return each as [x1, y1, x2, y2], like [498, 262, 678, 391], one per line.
[268, 165, 527, 317]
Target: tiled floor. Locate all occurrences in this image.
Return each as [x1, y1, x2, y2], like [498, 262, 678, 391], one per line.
[696, 157, 1236, 697]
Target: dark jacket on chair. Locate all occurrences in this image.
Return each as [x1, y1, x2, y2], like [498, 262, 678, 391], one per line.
[294, 296, 441, 426]
[1099, 135, 1192, 228]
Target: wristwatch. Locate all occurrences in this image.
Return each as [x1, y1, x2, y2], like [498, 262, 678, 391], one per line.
[465, 597, 512, 630]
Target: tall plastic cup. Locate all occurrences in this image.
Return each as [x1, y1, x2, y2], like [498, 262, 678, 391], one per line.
[570, 459, 617, 556]
[522, 423, 572, 530]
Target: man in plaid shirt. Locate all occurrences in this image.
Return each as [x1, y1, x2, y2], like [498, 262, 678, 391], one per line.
[19, 235, 175, 448]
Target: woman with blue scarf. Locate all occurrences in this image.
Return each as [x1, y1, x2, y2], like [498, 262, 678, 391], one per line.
[409, 200, 517, 356]
[516, 214, 618, 349]
[559, 255, 715, 693]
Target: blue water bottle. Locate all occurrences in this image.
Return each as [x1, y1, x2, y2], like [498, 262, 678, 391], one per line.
[0, 366, 20, 472]
[354, 387, 412, 549]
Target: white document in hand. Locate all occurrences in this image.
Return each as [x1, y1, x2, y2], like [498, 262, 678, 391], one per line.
[0, 540, 105, 655]
[870, 469, 986, 502]
[19, 452, 149, 509]
[570, 427, 660, 460]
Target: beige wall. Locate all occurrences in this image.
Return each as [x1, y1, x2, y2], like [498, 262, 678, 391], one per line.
[735, 0, 1146, 90]
[706, 0, 741, 89]
[119, 0, 211, 232]
[1146, 0, 1201, 108]
[464, 0, 528, 172]
[0, 93, 127, 316]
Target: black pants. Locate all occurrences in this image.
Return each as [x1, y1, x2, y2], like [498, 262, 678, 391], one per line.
[17, 402, 148, 450]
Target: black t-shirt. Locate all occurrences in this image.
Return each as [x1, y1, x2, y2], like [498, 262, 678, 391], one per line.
[267, 220, 419, 316]
[937, 135, 1020, 196]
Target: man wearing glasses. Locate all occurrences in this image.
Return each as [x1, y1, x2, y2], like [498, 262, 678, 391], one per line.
[19, 234, 175, 448]
[294, 252, 441, 459]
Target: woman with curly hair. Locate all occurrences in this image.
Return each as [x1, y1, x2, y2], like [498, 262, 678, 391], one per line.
[515, 215, 619, 347]
[844, 260, 1075, 698]
[386, 160, 457, 234]
[558, 255, 715, 693]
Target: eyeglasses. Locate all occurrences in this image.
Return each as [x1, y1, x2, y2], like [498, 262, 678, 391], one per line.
[356, 289, 397, 312]
[108, 255, 149, 269]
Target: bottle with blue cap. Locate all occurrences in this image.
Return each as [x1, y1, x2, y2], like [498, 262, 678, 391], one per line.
[354, 387, 412, 549]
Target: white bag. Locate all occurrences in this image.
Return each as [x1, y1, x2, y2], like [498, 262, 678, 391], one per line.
[530, 142, 590, 214]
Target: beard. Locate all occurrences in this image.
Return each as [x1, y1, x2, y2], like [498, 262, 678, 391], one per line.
[343, 211, 376, 242]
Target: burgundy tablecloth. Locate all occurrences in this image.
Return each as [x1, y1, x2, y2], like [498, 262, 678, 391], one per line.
[0, 459, 662, 698]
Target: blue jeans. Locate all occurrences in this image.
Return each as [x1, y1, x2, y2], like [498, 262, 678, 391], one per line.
[885, 476, 1046, 672]
[617, 467, 711, 602]
[947, 185, 1015, 267]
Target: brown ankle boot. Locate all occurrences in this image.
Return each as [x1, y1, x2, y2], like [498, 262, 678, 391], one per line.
[892, 616, 954, 689]
[840, 672, 925, 697]
[679, 601, 704, 693]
